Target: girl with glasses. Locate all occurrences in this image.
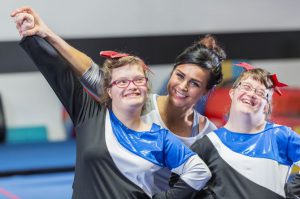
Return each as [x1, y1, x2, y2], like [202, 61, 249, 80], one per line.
[185, 64, 300, 199]
[11, 6, 225, 192]
[12, 7, 212, 199]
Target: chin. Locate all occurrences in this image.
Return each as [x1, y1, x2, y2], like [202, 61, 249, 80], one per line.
[126, 99, 145, 108]
[239, 107, 262, 116]
[172, 100, 191, 109]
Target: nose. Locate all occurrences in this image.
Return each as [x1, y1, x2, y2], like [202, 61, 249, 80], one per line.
[127, 80, 138, 89]
[178, 80, 188, 91]
[246, 89, 258, 98]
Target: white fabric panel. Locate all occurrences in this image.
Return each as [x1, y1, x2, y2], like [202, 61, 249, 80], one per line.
[171, 154, 211, 190]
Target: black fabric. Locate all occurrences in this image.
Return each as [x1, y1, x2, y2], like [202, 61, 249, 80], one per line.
[20, 36, 150, 199]
[0, 94, 6, 143]
[286, 174, 300, 199]
[189, 136, 285, 199]
[169, 173, 211, 199]
[153, 178, 198, 199]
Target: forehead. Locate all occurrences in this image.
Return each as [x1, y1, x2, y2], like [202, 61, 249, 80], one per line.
[111, 64, 145, 79]
[174, 64, 210, 81]
[240, 77, 267, 88]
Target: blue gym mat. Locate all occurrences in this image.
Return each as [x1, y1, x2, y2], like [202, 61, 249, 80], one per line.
[0, 140, 76, 199]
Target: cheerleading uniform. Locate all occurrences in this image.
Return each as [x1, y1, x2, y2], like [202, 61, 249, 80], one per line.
[191, 122, 300, 199]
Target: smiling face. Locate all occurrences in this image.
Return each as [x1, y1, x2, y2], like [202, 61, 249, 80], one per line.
[229, 77, 271, 117]
[107, 64, 148, 113]
[167, 64, 210, 109]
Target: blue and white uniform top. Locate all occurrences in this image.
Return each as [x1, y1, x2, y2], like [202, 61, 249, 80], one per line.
[107, 110, 210, 196]
[192, 122, 300, 199]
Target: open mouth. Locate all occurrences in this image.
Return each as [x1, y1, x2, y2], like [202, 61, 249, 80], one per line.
[240, 98, 255, 106]
[124, 93, 140, 97]
[174, 89, 187, 98]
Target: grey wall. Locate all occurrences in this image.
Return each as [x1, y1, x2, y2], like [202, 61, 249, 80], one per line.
[2, 0, 300, 41]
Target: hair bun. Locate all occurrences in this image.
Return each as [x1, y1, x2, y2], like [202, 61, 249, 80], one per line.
[199, 34, 216, 49]
[198, 34, 226, 61]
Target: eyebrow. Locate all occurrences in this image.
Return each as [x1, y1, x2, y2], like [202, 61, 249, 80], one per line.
[241, 82, 266, 90]
[176, 69, 203, 84]
[113, 75, 145, 80]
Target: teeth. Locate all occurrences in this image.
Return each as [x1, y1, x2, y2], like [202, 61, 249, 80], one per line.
[125, 93, 139, 97]
[241, 99, 254, 106]
[175, 90, 187, 98]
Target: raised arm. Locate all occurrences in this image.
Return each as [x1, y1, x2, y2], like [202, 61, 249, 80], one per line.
[19, 35, 99, 126]
[11, 6, 92, 76]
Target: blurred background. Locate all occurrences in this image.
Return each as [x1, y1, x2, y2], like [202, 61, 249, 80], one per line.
[0, 1, 299, 198]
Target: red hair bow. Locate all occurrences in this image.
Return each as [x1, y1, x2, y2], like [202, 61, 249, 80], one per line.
[270, 74, 288, 96]
[234, 62, 255, 71]
[99, 51, 129, 58]
[99, 50, 154, 74]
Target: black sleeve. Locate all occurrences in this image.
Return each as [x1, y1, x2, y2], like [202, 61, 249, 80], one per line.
[169, 172, 180, 188]
[152, 178, 198, 199]
[19, 36, 99, 126]
[190, 136, 213, 163]
[286, 173, 300, 199]
[166, 137, 214, 199]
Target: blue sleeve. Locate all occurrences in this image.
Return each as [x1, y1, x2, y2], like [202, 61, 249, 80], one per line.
[163, 130, 195, 169]
[287, 128, 300, 165]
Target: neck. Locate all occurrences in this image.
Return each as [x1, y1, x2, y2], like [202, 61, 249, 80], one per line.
[112, 106, 147, 131]
[224, 110, 266, 133]
[159, 95, 194, 122]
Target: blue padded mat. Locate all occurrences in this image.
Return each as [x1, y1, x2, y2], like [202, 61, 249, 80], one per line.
[0, 172, 74, 199]
[0, 140, 75, 172]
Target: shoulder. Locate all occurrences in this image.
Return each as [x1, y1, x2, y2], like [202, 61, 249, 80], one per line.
[190, 134, 216, 161]
[265, 122, 295, 138]
[194, 109, 217, 134]
[191, 132, 215, 151]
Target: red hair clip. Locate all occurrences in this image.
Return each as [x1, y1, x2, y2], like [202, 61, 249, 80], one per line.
[100, 50, 154, 74]
[99, 51, 129, 58]
[234, 62, 255, 71]
[270, 74, 288, 96]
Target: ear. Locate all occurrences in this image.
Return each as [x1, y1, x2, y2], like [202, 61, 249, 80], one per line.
[229, 88, 234, 100]
[263, 102, 270, 115]
[201, 87, 210, 96]
[107, 88, 112, 99]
